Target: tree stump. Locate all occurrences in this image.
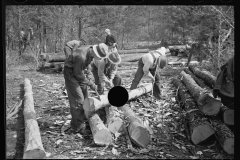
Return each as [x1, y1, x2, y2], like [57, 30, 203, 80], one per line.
[172, 78, 215, 145]
[180, 71, 221, 116]
[23, 78, 46, 159]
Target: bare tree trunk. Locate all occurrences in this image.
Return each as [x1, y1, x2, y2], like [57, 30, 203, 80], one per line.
[121, 29, 125, 49]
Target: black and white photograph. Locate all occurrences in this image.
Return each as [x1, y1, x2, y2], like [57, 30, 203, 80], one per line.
[5, 5, 234, 159]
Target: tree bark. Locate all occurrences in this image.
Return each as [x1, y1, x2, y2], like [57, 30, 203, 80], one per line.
[23, 78, 46, 159]
[211, 118, 234, 155]
[46, 54, 66, 62]
[189, 65, 216, 88]
[88, 113, 112, 146]
[183, 68, 207, 89]
[172, 78, 215, 145]
[105, 106, 123, 134]
[119, 105, 150, 148]
[83, 83, 153, 119]
[180, 71, 221, 116]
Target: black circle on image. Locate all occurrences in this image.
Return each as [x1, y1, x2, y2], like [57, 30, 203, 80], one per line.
[108, 86, 129, 107]
[43, 0, 56, 3]
[102, 0, 115, 3]
[73, 0, 86, 3]
[132, 0, 144, 3]
[14, 0, 27, 3]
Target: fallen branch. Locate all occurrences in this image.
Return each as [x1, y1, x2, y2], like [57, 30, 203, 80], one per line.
[6, 99, 23, 120]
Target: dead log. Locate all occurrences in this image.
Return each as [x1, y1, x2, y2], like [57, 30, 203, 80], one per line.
[105, 106, 123, 134]
[221, 106, 234, 126]
[88, 113, 112, 145]
[23, 78, 46, 159]
[189, 65, 216, 88]
[83, 83, 153, 118]
[172, 78, 215, 145]
[180, 71, 221, 116]
[46, 54, 66, 62]
[183, 68, 207, 88]
[211, 118, 234, 155]
[119, 105, 150, 148]
[118, 49, 149, 54]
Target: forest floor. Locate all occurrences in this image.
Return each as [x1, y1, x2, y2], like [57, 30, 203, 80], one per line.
[6, 54, 233, 159]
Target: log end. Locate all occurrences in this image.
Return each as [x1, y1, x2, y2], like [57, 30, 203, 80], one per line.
[23, 149, 46, 159]
[93, 129, 112, 146]
[191, 123, 215, 145]
[223, 138, 234, 155]
[129, 125, 151, 148]
[223, 109, 234, 126]
[108, 119, 123, 134]
[199, 95, 222, 116]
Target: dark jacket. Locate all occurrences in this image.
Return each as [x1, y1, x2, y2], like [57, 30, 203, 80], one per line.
[214, 56, 234, 98]
[64, 45, 95, 86]
[105, 35, 116, 46]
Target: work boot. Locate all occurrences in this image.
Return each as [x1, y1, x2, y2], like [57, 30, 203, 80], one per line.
[79, 122, 92, 135]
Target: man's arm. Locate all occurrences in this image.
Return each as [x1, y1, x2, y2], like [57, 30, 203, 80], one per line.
[108, 64, 117, 81]
[97, 59, 110, 83]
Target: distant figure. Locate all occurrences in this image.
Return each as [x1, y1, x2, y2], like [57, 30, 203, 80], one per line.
[130, 47, 167, 99]
[105, 29, 117, 53]
[213, 56, 234, 110]
[63, 40, 83, 59]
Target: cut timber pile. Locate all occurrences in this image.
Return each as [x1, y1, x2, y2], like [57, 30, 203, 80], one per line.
[189, 65, 216, 88]
[83, 83, 153, 118]
[172, 78, 215, 145]
[120, 105, 150, 148]
[183, 68, 206, 88]
[211, 118, 234, 155]
[23, 78, 46, 159]
[118, 49, 149, 54]
[105, 106, 123, 134]
[180, 71, 221, 116]
[88, 113, 112, 145]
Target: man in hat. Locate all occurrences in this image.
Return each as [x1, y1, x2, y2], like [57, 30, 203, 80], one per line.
[91, 51, 122, 95]
[130, 47, 168, 99]
[64, 40, 84, 59]
[105, 29, 117, 53]
[64, 43, 108, 134]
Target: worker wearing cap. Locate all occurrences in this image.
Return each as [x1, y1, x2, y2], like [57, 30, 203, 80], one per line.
[105, 29, 117, 53]
[91, 51, 122, 95]
[64, 43, 108, 134]
[130, 47, 168, 99]
[64, 40, 83, 59]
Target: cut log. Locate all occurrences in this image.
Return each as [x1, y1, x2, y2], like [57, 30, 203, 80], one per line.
[105, 106, 123, 134]
[183, 68, 207, 88]
[23, 78, 46, 159]
[172, 78, 215, 145]
[119, 105, 150, 148]
[118, 49, 149, 54]
[189, 65, 216, 88]
[83, 83, 153, 118]
[88, 113, 112, 145]
[221, 106, 234, 126]
[211, 118, 234, 155]
[46, 54, 66, 62]
[180, 71, 221, 116]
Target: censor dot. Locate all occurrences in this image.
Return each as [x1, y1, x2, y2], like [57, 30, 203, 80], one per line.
[108, 86, 128, 107]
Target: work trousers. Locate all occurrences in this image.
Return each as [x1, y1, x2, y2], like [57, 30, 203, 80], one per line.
[91, 63, 122, 95]
[130, 58, 162, 99]
[64, 66, 88, 130]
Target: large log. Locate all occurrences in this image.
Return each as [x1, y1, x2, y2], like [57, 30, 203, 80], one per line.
[189, 65, 216, 88]
[46, 54, 66, 62]
[105, 106, 123, 134]
[88, 113, 112, 145]
[119, 105, 150, 148]
[118, 49, 149, 54]
[83, 83, 153, 118]
[172, 78, 215, 145]
[23, 78, 46, 159]
[221, 106, 234, 126]
[211, 118, 234, 155]
[180, 71, 221, 116]
[183, 68, 207, 88]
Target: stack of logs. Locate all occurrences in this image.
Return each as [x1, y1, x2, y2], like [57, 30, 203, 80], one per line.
[83, 83, 153, 148]
[172, 65, 234, 155]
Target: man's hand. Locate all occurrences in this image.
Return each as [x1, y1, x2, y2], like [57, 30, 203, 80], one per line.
[89, 83, 97, 91]
[106, 80, 114, 89]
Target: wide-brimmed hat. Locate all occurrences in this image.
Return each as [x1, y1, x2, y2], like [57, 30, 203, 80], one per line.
[92, 43, 108, 59]
[158, 55, 167, 69]
[105, 29, 110, 33]
[156, 47, 166, 56]
[107, 52, 121, 65]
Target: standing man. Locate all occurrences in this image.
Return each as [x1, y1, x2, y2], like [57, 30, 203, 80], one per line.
[64, 43, 108, 134]
[130, 47, 167, 99]
[105, 29, 117, 53]
[91, 52, 122, 95]
[63, 40, 83, 59]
